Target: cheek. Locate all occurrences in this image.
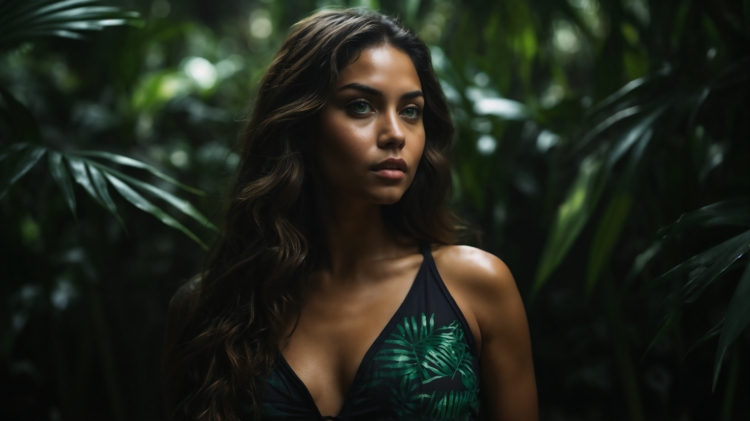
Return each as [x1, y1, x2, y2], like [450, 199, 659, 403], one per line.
[316, 113, 371, 184]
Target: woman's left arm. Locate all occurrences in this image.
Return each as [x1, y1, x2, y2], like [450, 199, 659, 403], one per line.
[445, 247, 538, 421]
[476, 256, 538, 420]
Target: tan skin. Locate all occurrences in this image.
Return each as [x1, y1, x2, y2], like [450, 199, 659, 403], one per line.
[279, 44, 538, 420]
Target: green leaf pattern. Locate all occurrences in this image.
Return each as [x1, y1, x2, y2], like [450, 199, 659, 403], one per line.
[364, 313, 479, 420]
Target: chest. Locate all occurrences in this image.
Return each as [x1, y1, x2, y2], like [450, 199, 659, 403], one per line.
[265, 251, 481, 420]
[279, 268, 417, 415]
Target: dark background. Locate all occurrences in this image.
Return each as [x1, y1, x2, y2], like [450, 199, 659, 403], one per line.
[1, 0, 749, 420]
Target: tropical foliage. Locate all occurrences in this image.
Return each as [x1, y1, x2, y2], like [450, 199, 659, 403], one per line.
[368, 315, 479, 419]
[1, 0, 748, 420]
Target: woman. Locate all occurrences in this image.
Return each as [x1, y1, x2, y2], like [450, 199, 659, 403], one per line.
[162, 8, 537, 421]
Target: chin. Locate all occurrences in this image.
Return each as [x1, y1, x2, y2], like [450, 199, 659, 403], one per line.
[370, 188, 407, 205]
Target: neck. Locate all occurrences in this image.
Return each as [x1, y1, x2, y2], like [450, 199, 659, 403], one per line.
[319, 192, 412, 280]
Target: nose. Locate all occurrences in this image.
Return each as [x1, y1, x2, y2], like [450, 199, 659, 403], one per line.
[376, 109, 406, 150]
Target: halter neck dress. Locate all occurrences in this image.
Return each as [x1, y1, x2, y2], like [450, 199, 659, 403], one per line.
[242, 242, 481, 421]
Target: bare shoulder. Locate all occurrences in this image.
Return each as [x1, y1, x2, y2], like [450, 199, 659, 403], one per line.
[431, 245, 525, 347]
[434, 246, 537, 419]
[432, 244, 516, 296]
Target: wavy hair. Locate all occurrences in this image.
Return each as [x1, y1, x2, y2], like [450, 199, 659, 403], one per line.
[162, 8, 460, 421]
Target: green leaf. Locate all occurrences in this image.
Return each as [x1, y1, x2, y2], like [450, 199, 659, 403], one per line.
[713, 261, 750, 390]
[606, 106, 667, 171]
[683, 318, 723, 361]
[645, 306, 681, 358]
[657, 199, 750, 237]
[87, 164, 120, 221]
[0, 145, 46, 200]
[0, 143, 28, 162]
[0, 88, 41, 143]
[66, 155, 102, 206]
[48, 151, 76, 215]
[586, 190, 633, 294]
[653, 230, 750, 303]
[472, 97, 531, 120]
[533, 155, 606, 294]
[625, 241, 662, 286]
[74, 151, 205, 195]
[576, 106, 641, 152]
[0, 0, 142, 51]
[404, 0, 421, 26]
[86, 161, 216, 231]
[586, 68, 671, 117]
[711, 57, 750, 90]
[104, 173, 207, 249]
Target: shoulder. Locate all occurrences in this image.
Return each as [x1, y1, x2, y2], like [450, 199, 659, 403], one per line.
[431, 245, 525, 344]
[432, 244, 515, 297]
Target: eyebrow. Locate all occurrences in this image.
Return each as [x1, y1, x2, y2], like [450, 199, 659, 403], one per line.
[338, 83, 423, 100]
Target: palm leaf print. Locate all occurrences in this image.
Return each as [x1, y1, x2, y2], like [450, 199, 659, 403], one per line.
[425, 390, 477, 421]
[367, 313, 480, 420]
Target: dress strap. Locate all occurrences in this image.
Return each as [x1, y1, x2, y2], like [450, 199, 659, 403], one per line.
[418, 241, 480, 357]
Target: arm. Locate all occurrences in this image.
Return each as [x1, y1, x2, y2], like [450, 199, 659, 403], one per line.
[473, 256, 538, 421]
[437, 246, 538, 421]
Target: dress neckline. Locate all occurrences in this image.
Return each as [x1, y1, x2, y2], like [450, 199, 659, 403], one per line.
[276, 243, 429, 419]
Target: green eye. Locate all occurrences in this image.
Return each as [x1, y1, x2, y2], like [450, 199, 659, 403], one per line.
[349, 101, 371, 114]
[401, 106, 421, 119]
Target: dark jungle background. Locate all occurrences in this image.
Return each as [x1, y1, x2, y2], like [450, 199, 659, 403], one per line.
[1, 0, 749, 420]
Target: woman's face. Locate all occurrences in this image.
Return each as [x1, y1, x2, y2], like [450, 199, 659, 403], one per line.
[317, 44, 425, 205]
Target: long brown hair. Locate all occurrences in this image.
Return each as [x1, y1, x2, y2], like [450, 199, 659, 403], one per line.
[162, 8, 460, 421]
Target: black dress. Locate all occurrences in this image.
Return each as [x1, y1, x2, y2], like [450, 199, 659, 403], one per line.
[244, 242, 481, 421]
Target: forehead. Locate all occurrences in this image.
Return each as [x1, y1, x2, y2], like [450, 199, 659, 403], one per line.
[334, 44, 422, 93]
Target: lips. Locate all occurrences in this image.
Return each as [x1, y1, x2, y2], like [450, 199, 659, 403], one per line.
[371, 158, 407, 172]
[371, 157, 407, 180]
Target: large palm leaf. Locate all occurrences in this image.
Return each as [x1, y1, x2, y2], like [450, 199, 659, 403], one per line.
[0, 142, 217, 248]
[649, 200, 750, 389]
[0, 0, 142, 51]
[0, 1, 215, 248]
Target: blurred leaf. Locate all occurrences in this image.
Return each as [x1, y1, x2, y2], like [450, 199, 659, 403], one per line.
[711, 57, 750, 90]
[0, 88, 41, 143]
[87, 164, 119, 221]
[48, 151, 76, 215]
[0, 142, 28, 162]
[86, 161, 217, 231]
[533, 155, 605, 293]
[104, 173, 207, 250]
[684, 319, 723, 361]
[74, 151, 205, 195]
[66, 155, 102, 206]
[0, 0, 143, 51]
[587, 190, 633, 294]
[577, 106, 641, 152]
[404, 0, 421, 26]
[0, 145, 46, 200]
[473, 97, 531, 120]
[645, 307, 681, 358]
[606, 105, 667, 171]
[625, 240, 662, 286]
[653, 229, 750, 303]
[657, 199, 750, 237]
[586, 68, 670, 117]
[714, 261, 750, 390]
